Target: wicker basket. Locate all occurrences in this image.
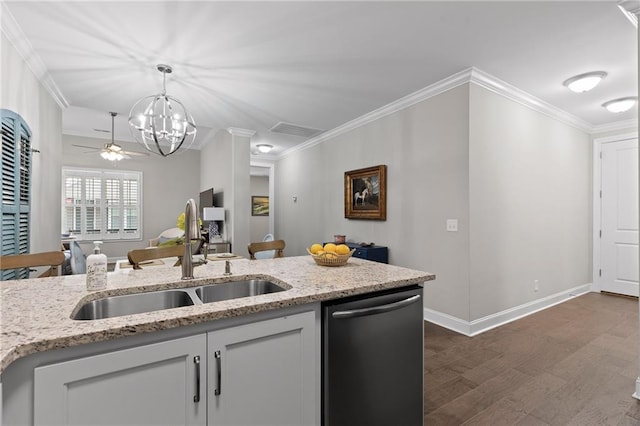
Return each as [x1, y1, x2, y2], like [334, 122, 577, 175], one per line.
[307, 248, 355, 267]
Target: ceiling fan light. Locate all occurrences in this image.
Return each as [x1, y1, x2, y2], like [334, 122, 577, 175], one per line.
[257, 144, 273, 153]
[602, 97, 637, 113]
[563, 71, 607, 93]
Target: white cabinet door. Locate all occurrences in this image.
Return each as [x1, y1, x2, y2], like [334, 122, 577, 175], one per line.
[34, 334, 207, 426]
[208, 311, 317, 426]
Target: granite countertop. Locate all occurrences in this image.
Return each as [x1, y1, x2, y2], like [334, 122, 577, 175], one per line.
[0, 256, 434, 373]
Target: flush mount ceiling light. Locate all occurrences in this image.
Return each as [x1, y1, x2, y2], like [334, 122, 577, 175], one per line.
[256, 144, 273, 153]
[563, 71, 607, 93]
[602, 97, 638, 113]
[128, 64, 197, 157]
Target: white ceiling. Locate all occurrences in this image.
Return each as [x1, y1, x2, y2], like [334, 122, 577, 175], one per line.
[3, 1, 638, 158]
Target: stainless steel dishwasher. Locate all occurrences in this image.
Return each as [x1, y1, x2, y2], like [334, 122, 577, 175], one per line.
[322, 285, 423, 426]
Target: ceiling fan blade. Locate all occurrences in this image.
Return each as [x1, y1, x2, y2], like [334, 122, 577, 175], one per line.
[122, 150, 150, 157]
[72, 144, 100, 151]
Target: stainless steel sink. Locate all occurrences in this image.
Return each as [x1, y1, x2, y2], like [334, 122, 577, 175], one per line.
[72, 279, 287, 320]
[72, 289, 195, 320]
[195, 280, 286, 303]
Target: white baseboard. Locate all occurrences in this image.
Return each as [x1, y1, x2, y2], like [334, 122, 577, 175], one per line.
[423, 283, 593, 336]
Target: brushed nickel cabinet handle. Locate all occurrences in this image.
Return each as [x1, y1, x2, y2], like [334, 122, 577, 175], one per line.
[193, 355, 201, 403]
[214, 350, 222, 396]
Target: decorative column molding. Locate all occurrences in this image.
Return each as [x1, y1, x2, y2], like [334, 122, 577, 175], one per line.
[226, 127, 256, 138]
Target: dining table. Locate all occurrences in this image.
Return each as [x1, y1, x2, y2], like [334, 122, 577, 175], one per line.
[114, 252, 243, 272]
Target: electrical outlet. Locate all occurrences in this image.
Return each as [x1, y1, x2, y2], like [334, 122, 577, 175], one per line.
[446, 219, 458, 232]
[534, 279, 539, 292]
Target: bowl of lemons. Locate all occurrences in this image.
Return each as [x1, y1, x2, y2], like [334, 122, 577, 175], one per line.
[307, 243, 355, 267]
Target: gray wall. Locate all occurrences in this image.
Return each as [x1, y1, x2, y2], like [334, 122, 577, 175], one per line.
[275, 82, 594, 323]
[276, 84, 472, 320]
[250, 176, 270, 243]
[201, 130, 232, 242]
[200, 129, 252, 253]
[468, 84, 591, 320]
[62, 134, 200, 260]
[2, 33, 63, 255]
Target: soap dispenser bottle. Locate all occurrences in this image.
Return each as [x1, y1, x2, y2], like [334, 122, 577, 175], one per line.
[86, 241, 107, 291]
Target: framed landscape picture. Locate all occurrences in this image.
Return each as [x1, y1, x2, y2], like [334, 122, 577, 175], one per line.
[344, 165, 387, 220]
[251, 196, 269, 216]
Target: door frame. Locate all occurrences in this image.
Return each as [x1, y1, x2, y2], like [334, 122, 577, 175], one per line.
[250, 160, 275, 236]
[592, 132, 638, 293]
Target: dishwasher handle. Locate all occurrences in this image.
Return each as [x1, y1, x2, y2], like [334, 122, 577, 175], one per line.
[332, 294, 421, 319]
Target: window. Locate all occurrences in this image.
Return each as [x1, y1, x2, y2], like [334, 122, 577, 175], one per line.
[1, 109, 33, 280]
[62, 168, 142, 241]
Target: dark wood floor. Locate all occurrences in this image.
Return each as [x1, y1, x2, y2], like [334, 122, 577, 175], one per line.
[424, 292, 640, 425]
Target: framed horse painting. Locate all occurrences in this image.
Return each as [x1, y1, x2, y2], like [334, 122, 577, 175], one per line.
[344, 165, 387, 220]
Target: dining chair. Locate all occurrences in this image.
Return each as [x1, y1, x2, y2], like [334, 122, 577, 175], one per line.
[0, 251, 66, 278]
[254, 233, 275, 259]
[247, 240, 285, 260]
[127, 244, 186, 270]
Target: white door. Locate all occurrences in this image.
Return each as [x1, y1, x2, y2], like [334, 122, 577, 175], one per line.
[600, 138, 639, 297]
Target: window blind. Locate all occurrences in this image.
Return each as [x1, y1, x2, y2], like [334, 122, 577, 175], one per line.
[62, 168, 142, 241]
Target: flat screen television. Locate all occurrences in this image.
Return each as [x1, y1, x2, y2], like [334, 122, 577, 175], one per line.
[199, 188, 214, 217]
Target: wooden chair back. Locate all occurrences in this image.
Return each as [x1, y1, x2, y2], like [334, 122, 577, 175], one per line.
[0, 251, 66, 278]
[247, 240, 285, 260]
[127, 244, 186, 270]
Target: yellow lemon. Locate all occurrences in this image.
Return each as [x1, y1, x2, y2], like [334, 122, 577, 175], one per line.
[310, 243, 323, 254]
[324, 252, 337, 259]
[324, 243, 337, 253]
[315, 250, 325, 256]
[336, 244, 350, 255]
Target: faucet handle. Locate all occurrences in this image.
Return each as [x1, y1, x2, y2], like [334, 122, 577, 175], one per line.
[201, 241, 208, 261]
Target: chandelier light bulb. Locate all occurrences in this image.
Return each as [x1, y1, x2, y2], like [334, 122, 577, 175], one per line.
[563, 71, 607, 93]
[602, 97, 637, 113]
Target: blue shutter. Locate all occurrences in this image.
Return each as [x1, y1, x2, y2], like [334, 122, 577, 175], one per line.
[1, 109, 32, 280]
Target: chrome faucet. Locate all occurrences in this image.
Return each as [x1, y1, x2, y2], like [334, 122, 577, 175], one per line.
[181, 198, 205, 280]
[224, 260, 232, 275]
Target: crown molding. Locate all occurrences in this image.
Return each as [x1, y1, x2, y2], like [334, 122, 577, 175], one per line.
[1, 3, 68, 109]
[280, 67, 472, 159]
[279, 67, 628, 160]
[590, 119, 638, 135]
[468, 67, 593, 132]
[618, 1, 640, 27]
[226, 127, 256, 138]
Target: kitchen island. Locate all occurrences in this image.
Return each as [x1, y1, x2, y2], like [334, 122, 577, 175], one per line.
[1, 256, 434, 425]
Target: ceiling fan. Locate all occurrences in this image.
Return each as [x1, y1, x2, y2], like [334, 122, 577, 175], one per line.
[73, 112, 149, 161]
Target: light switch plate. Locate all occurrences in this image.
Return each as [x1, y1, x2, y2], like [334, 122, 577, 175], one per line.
[446, 219, 458, 232]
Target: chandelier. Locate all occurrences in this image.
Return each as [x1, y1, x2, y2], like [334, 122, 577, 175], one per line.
[128, 64, 197, 157]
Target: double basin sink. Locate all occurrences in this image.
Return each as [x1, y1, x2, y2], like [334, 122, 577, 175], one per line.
[72, 279, 287, 320]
